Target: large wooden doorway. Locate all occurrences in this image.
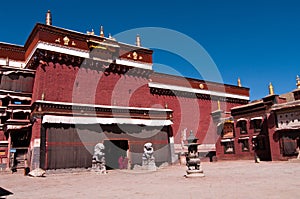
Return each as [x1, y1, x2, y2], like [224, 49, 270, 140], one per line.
[103, 140, 129, 169]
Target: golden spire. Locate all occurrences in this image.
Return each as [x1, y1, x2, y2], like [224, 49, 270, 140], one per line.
[100, 26, 104, 37]
[46, 10, 52, 26]
[87, 29, 95, 35]
[217, 100, 221, 110]
[6, 57, 9, 66]
[268, 82, 274, 95]
[136, 34, 141, 47]
[237, 77, 242, 87]
[296, 75, 300, 89]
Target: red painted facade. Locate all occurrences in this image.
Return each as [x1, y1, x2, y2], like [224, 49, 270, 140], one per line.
[0, 22, 250, 170]
[216, 92, 300, 161]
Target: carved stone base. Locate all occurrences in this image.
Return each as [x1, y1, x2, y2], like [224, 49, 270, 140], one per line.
[91, 162, 107, 174]
[142, 161, 157, 171]
[185, 169, 205, 178]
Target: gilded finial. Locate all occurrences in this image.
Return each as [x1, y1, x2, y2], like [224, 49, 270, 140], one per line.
[87, 29, 95, 35]
[136, 34, 141, 47]
[100, 26, 104, 37]
[41, 92, 45, 101]
[46, 10, 52, 26]
[268, 82, 274, 95]
[296, 75, 300, 89]
[6, 57, 9, 66]
[217, 100, 221, 110]
[237, 77, 242, 87]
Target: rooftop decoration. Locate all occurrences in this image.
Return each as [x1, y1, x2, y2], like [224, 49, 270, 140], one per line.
[46, 10, 52, 26]
[269, 82, 274, 95]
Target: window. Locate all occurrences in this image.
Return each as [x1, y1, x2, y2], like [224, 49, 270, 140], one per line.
[237, 120, 247, 134]
[281, 136, 297, 156]
[240, 139, 249, 152]
[224, 141, 235, 154]
[251, 119, 262, 132]
[222, 122, 234, 138]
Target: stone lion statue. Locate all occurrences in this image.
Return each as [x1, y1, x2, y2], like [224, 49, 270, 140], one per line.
[142, 142, 155, 166]
[92, 143, 106, 173]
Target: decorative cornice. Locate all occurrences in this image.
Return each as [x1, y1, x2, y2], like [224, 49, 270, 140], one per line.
[31, 101, 173, 121]
[149, 82, 249, 102]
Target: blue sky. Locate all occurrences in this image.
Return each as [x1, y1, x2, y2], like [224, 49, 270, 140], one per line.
[1, 0, 300, 100]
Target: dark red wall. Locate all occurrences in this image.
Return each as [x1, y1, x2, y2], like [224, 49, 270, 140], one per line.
[32, 63, 247, 145]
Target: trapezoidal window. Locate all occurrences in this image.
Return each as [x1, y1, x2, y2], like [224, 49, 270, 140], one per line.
[223, 141, 235, 154]
[222, 122, 234, 138]
[237, 120, 247, 134]
[239, 139, 250, 152]
[250, 118, 262, 132]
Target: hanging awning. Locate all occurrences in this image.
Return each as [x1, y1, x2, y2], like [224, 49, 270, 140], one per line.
[237, 118, 247, 122]
[238, 136, 249, 140]
[250, 116, 263, 121]
[220, 138, 234, 142]
[6, 124, 32, 130]
[42, 115, 173, 126]
[0, 94, 31, 101]
[6, 109, 31, 113]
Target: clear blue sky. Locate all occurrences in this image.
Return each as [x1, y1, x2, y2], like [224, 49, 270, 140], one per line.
[1, 0, 300, 100]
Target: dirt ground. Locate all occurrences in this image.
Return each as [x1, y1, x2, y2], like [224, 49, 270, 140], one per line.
[1, 160, 300, 199]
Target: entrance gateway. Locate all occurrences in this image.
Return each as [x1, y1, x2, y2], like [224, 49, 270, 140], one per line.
[103, 140, 129, 169]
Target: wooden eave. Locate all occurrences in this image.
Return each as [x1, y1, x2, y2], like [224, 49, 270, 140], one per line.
[31, 101, 172, 120]
[0, 65, 35, 74]
[0, 42, 25, 61]
[150, 72, 250, 97]
[0, 90, 32, 97]
[5, 119, 31, 125]
[271, 100, 300, 112]
[7, 104, 31, 109]
[231, 101, 266, 116]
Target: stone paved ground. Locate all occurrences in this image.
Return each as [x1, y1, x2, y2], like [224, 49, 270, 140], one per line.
[1, 160, 300, 199]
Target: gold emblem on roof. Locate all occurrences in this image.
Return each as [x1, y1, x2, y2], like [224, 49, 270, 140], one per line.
[63, 36, 70, 46]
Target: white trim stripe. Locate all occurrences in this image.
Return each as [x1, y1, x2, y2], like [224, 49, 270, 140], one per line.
[42, 115, 173, 126]
[237, 118, 248, 122]
[238, 137, 249, 140]
[115, 59, 152, 70]
[0, 59, 24, 68]
[250, 116, 263, 121]
[220, 138, 234, 142]
[149, 82, 249, 100]
[25, 41, 90, 65]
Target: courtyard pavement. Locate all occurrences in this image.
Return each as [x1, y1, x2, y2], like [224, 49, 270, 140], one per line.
[1, 160, 300, 199]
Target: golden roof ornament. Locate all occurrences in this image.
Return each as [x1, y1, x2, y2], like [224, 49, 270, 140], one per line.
[136, 34, 141, 47]
[46, 10, 52, 26]
[217, 100, 221, 110]
[63, 36, 70, 45]
[6, 57, 9, 66]
[296, 75, 300, 89]
[108, 33, 116, 41]
[237, 77, 242, 87]
[268, 82, 274, 95]
[100, 26, 104, 37]
[87, 29, 95, 35]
